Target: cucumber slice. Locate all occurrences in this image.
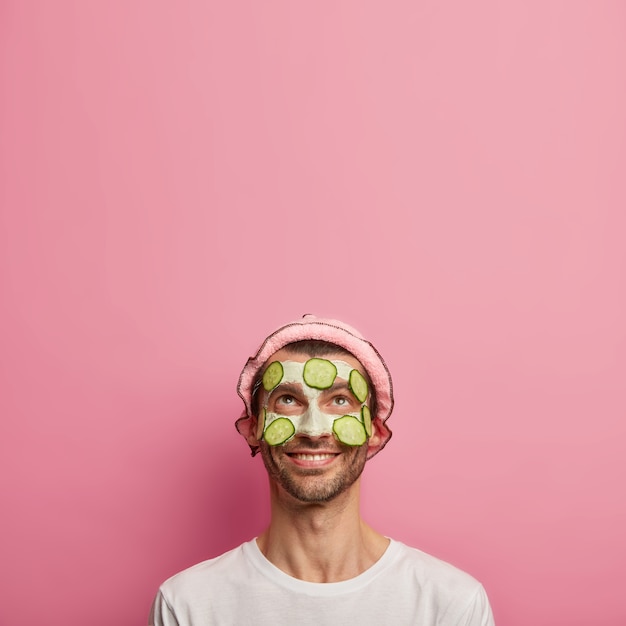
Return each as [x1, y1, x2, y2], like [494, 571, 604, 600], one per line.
[348, 369, 369, 403]
[361, 405, 372, 437]
[264, 417, 295, 446]
[256, 408, 266, 440]
[333, 415, 367, 446]
[262, 361, 284, 391]
[303, 358, 337, 389]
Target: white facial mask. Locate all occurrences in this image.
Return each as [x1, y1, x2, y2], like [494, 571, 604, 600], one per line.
[259, 359, 372, 447]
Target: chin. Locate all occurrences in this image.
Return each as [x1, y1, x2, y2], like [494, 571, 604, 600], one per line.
[260, 441, 368, 504]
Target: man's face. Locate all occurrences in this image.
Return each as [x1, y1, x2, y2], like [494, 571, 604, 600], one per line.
[255, 347, 373, 503]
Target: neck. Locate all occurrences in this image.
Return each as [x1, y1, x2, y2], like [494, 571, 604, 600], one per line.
[256, 478, 389, 583]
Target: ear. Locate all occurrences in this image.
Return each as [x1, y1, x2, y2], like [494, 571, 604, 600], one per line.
[366, 418, 384, 456]
[245, 411, 267, 447]
[244, 415, 258, 446]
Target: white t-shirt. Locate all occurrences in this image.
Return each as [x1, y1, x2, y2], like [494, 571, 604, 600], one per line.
[150, 539, 494, 626]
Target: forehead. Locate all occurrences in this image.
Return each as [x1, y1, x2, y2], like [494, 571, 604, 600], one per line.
[266, 346, 366, 376]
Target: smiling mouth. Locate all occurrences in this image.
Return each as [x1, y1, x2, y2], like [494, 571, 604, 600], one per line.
[287, 453, 338, 461]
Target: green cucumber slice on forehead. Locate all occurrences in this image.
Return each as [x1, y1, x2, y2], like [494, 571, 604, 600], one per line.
[264, 417, 296, 446]
[361, 405, 372, 437]
[303, 358, 337, 389]
[348, 369, 369, 403]
[262, 361, 284, 391]
[333, 415, 367, 446]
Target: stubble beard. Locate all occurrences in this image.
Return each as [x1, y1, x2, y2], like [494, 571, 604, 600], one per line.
[259, 440, 368, 503]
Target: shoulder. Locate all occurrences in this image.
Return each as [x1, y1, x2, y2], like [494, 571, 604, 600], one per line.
[379, 541, 495, 624]
[159, 541, 250, 600]
[151, 541, 261, 624]
[387, 541, 490, 612]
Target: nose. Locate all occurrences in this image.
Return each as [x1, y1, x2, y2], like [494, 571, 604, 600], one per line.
[296, 406, 334, 438]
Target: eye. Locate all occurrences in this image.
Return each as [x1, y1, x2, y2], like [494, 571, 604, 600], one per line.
[276, 394, 296, 405]
[333, 396, 349, 406]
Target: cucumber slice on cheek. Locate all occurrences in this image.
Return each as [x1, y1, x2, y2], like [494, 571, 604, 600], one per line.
[333, 415, 367, 446]
[361, 405, 372, 437]
[264, 417, 296, 446]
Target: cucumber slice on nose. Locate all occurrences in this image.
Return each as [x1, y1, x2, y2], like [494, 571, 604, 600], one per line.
[303, 358, 337, 389]
[333, 415, 367, 446]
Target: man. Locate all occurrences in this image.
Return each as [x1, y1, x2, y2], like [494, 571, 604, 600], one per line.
[150, 315, 495, 625]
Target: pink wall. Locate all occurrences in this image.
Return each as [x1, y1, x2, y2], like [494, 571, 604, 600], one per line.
[1, 2, 625, 624]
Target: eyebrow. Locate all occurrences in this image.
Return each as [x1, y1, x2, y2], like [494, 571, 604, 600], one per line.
[268, 382, 303, 397]
[268, 380, 362, 399]
[319, 381, 366, 401]
[321, 381, 351, 394]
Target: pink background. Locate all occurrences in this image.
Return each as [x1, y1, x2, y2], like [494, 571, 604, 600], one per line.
[1, 2, 625, 625]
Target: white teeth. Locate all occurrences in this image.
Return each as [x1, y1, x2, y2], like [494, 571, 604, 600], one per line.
[292, 453, 335, 461]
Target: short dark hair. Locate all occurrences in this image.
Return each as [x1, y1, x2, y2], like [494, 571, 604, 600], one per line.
[251, 339, 377, 416]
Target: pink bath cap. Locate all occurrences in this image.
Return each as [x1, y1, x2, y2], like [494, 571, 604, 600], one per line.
[236, 314, 393, 459]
